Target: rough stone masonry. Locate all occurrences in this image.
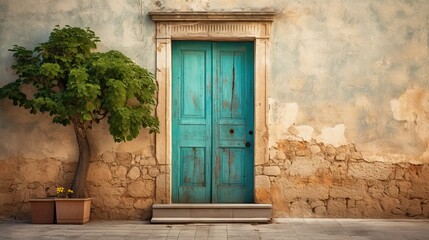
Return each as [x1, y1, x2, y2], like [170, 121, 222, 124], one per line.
[256, 140, 429, 218]
[1, 139, 428, 220]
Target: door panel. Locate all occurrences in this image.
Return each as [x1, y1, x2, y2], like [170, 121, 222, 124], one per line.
[181, 50, 206, 118]
[178, 147, 207, 203]
[172, 42, 212, 203]
[172, 41, 254, 203]
[218, 50, 245, 118]
[212, 42, 254, 203]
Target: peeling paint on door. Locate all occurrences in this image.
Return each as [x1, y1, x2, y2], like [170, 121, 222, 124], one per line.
[172, 41, 254, 203]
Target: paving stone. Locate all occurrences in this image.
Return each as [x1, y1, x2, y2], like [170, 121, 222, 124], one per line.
[0, 219, 429, 240]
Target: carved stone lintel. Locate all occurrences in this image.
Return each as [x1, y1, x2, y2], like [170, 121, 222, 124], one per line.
[156, 22, 271, 39]
[151, 11, 275, 40]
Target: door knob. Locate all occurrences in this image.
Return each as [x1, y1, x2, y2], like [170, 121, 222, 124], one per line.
[245, 142, 251, 147]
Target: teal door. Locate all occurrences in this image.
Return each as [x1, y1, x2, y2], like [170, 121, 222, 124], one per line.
[172, 41, 254, 203]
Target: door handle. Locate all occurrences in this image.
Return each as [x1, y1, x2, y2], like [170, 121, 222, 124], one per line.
[245, 142, 251, 147]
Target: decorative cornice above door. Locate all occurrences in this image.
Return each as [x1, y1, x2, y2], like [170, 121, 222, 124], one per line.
[149, 11, 276, 21]
[149, 11, 276, 39]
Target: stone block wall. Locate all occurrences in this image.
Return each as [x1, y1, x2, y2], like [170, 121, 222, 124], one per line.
[86, 150, 164, 220]
[0, 157, 75, 220]
[256, 140, 429, 218]
[2, 140, 429, 220]
[0, 149, 164, 220]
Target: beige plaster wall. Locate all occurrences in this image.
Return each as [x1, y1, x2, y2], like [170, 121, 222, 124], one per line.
[268, 0, 429, 165]
[0, 0, 429, 220]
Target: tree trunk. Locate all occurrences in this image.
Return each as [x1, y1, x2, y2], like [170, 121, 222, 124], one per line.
[70, 119, 91, 198]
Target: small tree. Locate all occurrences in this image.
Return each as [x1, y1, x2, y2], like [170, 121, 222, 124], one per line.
[0, 26, 159, 197]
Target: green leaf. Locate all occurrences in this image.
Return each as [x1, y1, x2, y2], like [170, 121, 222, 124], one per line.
[82, 113, 92, 121]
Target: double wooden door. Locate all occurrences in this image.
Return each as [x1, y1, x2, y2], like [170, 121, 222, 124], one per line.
[172, 41, 254, 203]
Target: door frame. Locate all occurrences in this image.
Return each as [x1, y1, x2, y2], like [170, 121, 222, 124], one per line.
[150, 11, 276, 204]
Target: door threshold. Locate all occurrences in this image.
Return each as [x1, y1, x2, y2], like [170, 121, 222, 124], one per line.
[151, 203, 272, 223]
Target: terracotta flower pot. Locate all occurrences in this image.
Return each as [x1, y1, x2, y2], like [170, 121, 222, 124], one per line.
[29, 199, 55, 224]
[54, 198, 92, 224]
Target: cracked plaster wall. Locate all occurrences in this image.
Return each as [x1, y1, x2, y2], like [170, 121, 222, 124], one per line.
[268, 0, 429, 164]
[1, 0, 429, 219]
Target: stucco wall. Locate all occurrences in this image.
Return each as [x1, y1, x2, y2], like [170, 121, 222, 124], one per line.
[1, 0, 428, 220]
[269, 0, 429, 165]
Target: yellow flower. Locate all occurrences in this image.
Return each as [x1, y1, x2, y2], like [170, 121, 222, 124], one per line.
[56, 186, 75, 197]
[56, 187, 65, 193]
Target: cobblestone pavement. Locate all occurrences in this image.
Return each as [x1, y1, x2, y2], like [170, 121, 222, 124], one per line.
[1, 218, 428, 240]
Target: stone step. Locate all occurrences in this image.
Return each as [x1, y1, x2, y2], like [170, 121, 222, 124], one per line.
[151, 203, 272, 223]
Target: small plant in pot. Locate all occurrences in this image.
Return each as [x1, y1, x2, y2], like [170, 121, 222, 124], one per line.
[55, 186, 91, 224]
[0, 25, 159, 224]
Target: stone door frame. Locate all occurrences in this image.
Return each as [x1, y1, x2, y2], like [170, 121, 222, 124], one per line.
[149, 11, 275, 203]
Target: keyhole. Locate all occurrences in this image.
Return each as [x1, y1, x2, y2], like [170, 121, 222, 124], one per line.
[229, 129, 234, 134]
[249, 130, 253, 135]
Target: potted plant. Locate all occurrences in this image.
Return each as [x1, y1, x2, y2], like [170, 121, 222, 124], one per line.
[0, 25, 159, 223]
[54, 187, 92, 224]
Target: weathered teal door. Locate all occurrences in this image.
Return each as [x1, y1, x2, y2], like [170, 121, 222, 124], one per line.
[172, 41, 254, 203]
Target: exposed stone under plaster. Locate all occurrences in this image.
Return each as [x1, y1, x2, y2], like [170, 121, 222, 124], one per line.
[2, 139, 429, 220]
[256, 140, 429, 218]
[0, 149, 165, 220]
